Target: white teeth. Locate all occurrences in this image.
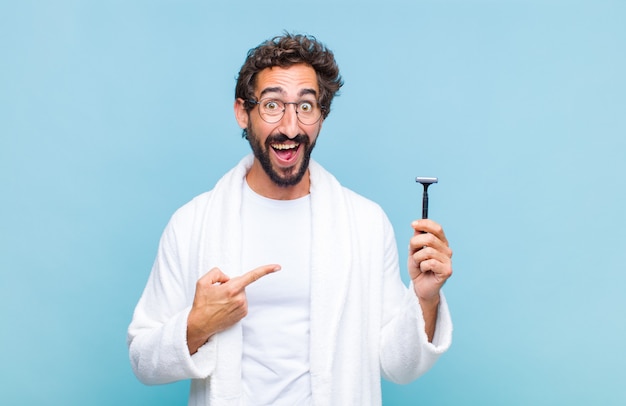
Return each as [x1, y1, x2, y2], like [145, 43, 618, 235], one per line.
[272, 143, 299, 150]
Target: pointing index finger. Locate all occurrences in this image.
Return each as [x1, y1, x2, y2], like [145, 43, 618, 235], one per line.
[231, 264, 281, 290]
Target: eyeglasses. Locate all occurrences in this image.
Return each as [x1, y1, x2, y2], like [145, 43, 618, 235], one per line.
[247, 98, 325, 125]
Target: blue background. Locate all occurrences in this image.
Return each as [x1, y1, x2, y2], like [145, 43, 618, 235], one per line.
[1, 1, 625, 405]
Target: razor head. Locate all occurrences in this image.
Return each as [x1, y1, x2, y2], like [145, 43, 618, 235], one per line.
[416, 177, 438, 185]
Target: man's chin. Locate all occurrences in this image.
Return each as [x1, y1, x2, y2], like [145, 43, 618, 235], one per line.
[269, 164, 307, 187]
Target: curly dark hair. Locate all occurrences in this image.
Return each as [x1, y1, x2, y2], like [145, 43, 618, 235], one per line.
[235, 33, 343, 120]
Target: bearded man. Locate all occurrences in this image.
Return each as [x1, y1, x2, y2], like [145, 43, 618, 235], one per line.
[128, 33, 453, 406]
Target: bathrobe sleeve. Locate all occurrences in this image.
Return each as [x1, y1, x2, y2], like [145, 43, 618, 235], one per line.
[378, 214, 453, 384]
[127, 196, 217, 385]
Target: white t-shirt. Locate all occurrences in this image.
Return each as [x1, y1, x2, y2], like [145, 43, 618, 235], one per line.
[240, 181, 312, 405]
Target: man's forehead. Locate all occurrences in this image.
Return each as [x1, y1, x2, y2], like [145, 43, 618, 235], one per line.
[255, 65, 319, 97]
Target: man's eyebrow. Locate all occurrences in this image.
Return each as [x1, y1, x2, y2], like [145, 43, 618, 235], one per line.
[259, 87, 284, 98]
[298, 88, 318, 98]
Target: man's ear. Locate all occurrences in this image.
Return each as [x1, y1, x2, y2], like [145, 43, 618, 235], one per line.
[234, 98, 249, 129]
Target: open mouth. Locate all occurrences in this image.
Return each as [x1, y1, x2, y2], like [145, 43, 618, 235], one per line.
[271, 142, 300, 163]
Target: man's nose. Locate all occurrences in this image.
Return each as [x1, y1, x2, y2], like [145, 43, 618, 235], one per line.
[278, 103, 300, 138]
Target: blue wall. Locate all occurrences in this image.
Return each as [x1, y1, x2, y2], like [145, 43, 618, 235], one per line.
[1, 1, 625, 405]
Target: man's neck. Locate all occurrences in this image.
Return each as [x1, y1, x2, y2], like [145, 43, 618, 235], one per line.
[245, 161, 310, 200]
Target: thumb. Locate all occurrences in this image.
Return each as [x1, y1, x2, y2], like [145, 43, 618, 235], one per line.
[201, 267, 231, 284]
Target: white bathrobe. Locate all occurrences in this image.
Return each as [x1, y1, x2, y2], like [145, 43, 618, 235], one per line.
[127, 155, 452, 405]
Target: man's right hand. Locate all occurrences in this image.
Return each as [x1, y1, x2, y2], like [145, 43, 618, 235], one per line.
[186, 264, 281, 355]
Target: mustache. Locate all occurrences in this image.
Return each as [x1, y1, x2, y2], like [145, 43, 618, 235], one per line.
[265, 133, 309, 145]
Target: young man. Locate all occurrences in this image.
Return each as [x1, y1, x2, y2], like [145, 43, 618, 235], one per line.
[128, 33, 453, 405]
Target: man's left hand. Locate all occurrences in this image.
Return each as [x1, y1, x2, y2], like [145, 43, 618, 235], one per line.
[408, 219, 453, 305]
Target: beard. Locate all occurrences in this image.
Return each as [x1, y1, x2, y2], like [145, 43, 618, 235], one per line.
[246, 127, 317, 188]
